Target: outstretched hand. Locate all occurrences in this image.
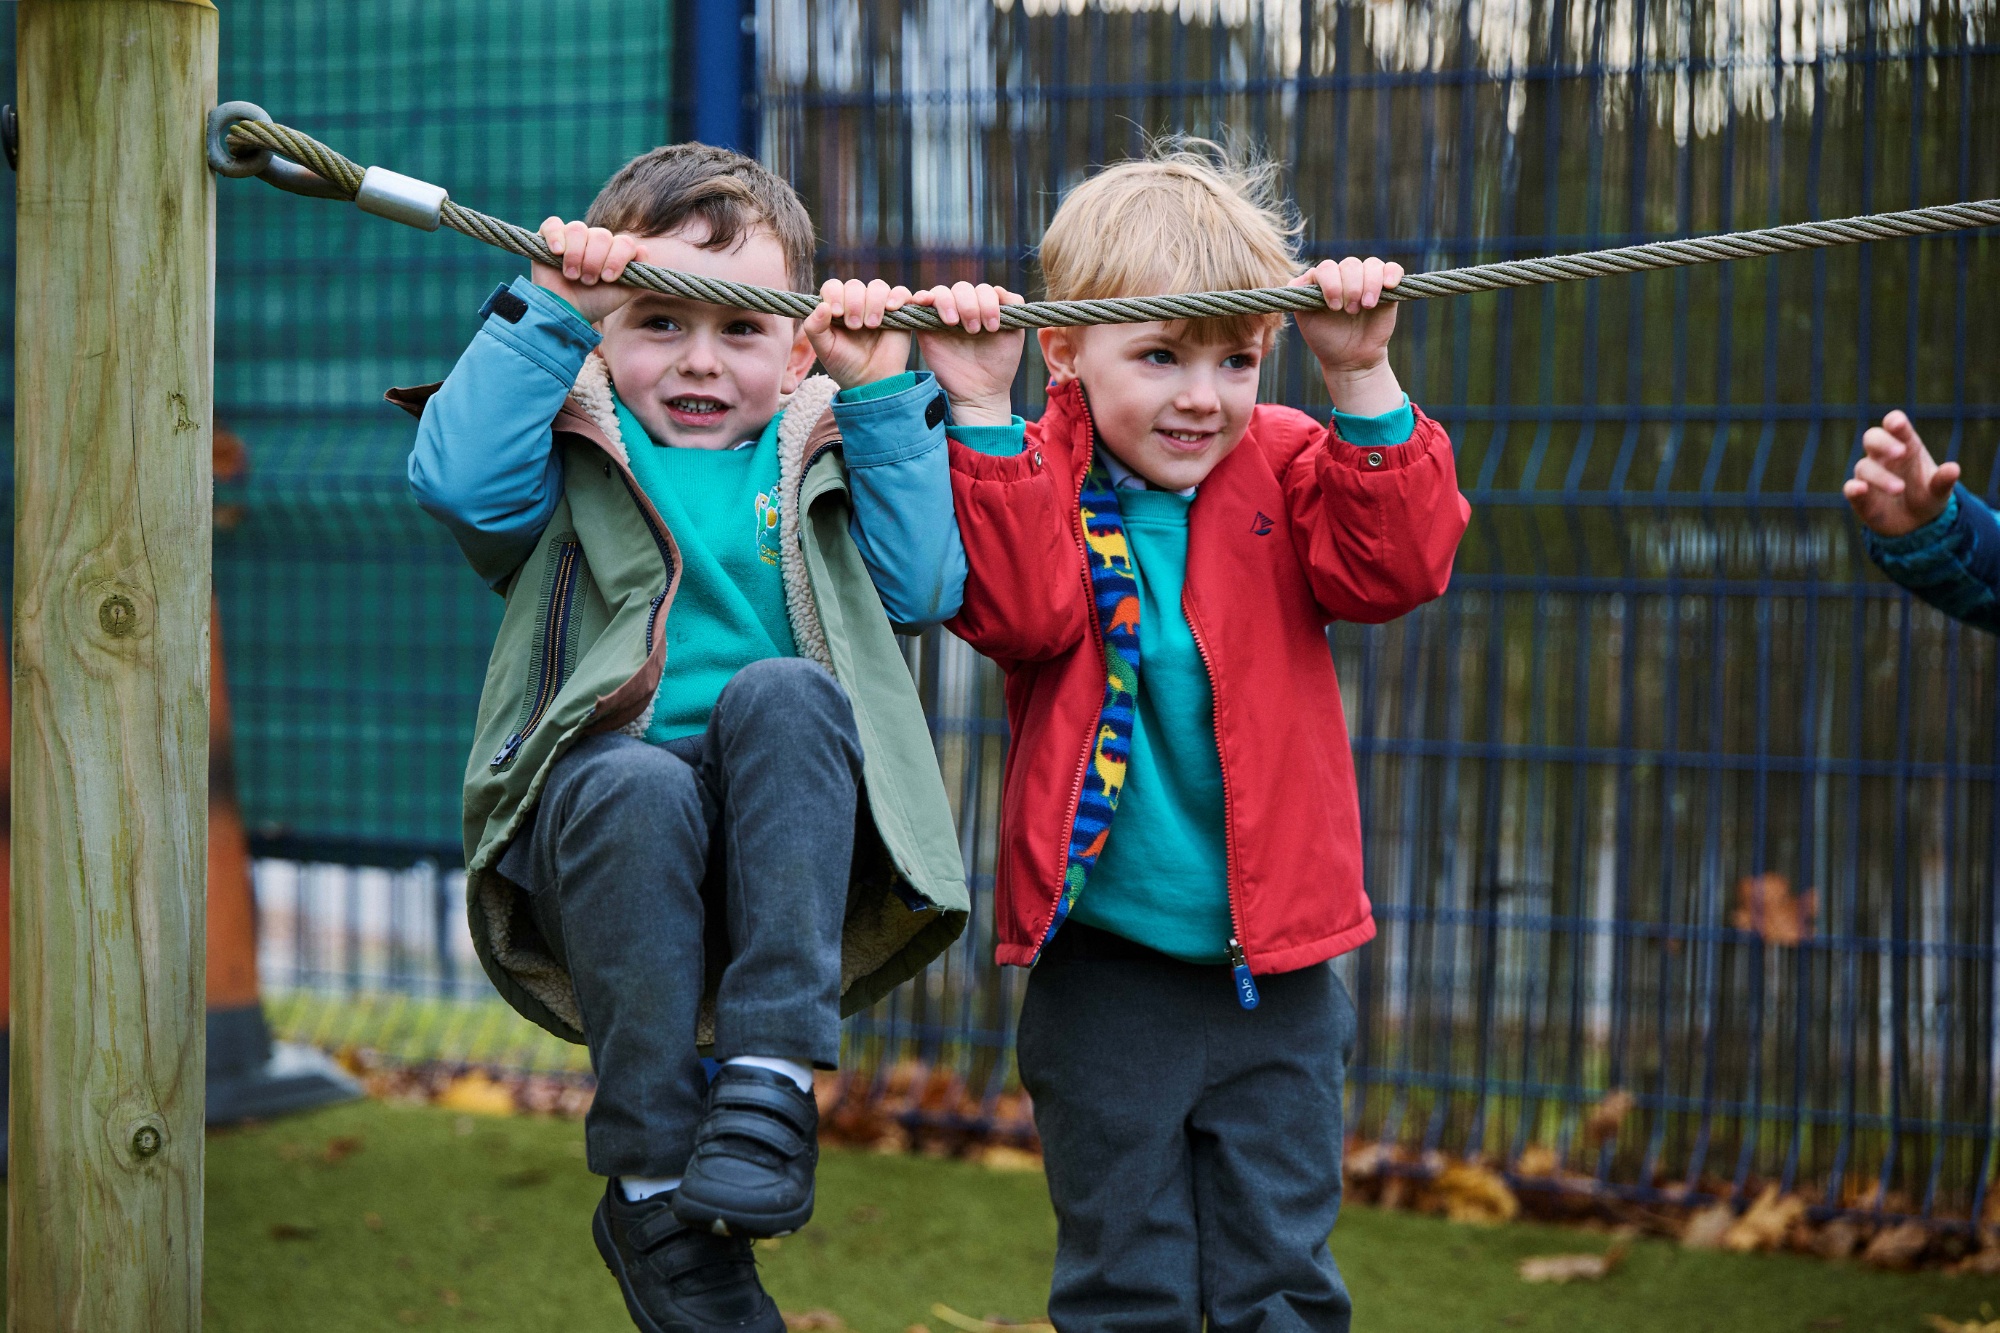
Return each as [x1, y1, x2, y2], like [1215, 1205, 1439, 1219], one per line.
[911, 282, 1024, 427]
[1844, 410, 1958, 538]
[804, 278, 917, 391]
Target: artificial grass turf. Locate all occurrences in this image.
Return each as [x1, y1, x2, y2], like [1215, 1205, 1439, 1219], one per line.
[3, 1098, 1990, 1331]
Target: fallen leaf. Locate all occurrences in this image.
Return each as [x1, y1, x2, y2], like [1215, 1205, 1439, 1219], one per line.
[1812, 1218, 1861, 1259]
[930, 1304, 1055, 1333]
[1680, 1202, 1734, 1250]
[1432, 1162, 1520, 1225]
[1518, 1243, 1628, 1284]
[268, 1222, 318, 1241]
[782, 1312, 844, 1332]
[978, 1145, 1044, 1173]
[441, 1288, 461, 1308]
[1862, 1220, 1930, 1270]
[905, 1326, 932, 1333]
[1722, 1185, 1804, 1253]
[1514, 1144, 1559, 1178]
[437, 1071, 516, 1117]
[363, 1211, 385, 1233]
[1926, 1309, 2000, 1333]
[1731, 873, 1816, 946]
[1585, 1089, 1635, 1143]
[757, 1238, 784, 1252]
[321, 1135, 365, 1165]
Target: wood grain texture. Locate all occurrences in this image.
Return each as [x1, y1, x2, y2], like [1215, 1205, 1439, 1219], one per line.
[9, 3, 217, 1329]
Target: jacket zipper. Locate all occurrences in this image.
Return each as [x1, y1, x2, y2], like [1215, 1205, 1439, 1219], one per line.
[1036, 408, 1105, 961]
[492, 538, 584, 769]
[1186, 579, 1258, 1009]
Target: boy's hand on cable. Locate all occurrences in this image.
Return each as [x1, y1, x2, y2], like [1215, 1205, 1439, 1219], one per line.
[1844, 410, 1959, 537]
[910, 283, 1025, 427]
[533, 218, 647, 324]
[1292, 257, 1407, 416]
[805, 279, 917, 391]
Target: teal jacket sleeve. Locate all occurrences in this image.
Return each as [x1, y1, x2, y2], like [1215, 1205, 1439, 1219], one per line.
[1867, 486, 2000, 635]
[833, 371, 969, 628]
[407, 277, 599, 589]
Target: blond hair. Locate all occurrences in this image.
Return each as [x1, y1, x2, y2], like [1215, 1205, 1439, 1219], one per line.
[1038, 139, 1301, 345]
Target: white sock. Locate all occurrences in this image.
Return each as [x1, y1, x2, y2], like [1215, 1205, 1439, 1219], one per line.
[619, 1175, 681, 1201]
[725, 1055, 814, 1094]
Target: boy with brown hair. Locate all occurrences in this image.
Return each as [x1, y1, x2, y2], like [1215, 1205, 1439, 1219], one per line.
[913, 145, 1471, 1330]
[403, 143, 1007, 1333]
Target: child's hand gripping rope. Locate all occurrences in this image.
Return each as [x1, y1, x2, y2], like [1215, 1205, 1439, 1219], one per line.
[1290, 257, 1408, 416]
[534, 217, 648, 321]
[804, 279, 1025, 409]
[1844, 410, 1960, 537]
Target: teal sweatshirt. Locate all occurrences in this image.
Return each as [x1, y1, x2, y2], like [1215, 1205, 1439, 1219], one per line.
[614, 372, 930, 741]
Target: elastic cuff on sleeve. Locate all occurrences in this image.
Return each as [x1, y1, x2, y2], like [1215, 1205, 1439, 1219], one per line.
[946, 418, 1028, 457]
[836, 370, 923, 405]
[1869, 493, 1961, 558]
[830, 370, 945, 466]
[1331, 394, 1414, 447]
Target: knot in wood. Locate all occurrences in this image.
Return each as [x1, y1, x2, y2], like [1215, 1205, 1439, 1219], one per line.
[98, 594, 137, 638]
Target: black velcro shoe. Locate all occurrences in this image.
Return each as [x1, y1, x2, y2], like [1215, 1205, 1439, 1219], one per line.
[670, 1065, 819, 1238]
[593, 1179, 784, 1333]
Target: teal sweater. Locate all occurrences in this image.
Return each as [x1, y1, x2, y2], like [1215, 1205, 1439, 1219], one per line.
[617, 395, 798, 741]
[1066, 486, 1233, 960]
[615, 373, 930, 741]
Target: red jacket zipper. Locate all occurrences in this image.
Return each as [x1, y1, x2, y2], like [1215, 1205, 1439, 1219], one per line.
[1184, 587, 1259, 1009]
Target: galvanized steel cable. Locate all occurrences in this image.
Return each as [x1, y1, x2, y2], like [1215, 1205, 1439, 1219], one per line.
[222, 116, 2000, 334]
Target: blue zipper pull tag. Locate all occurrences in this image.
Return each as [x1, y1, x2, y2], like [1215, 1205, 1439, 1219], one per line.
[1227, 937, 1260, 1010]
[490, 731, 525, 770]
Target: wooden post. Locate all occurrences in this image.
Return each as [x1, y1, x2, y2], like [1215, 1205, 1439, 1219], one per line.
[9, 2, 217, 1329]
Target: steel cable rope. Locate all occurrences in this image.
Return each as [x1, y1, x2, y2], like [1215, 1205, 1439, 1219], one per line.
[220, 115, 2000, 333]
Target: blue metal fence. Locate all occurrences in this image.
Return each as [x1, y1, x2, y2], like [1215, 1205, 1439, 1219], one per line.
[750, 0, 2000, 1222]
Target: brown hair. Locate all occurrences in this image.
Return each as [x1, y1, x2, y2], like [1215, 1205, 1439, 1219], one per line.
[1039, 138, 1301, 345]
[586, 143, 816, 292]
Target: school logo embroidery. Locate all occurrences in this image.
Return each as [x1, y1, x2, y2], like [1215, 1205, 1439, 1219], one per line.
[755, 491, 782, 566]
[1251, 511, 1274, 536]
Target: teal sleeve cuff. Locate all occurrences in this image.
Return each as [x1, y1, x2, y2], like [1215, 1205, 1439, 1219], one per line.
[836, 370, 922, 405]
[1871, 493, 1960, 558]
[527, 284, 593, 329]
[1331, 394, 1414, 447]
[947, 418, 1028, 457]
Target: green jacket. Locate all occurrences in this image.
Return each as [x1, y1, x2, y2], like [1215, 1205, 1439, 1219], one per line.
[392, 364, 967, 1044]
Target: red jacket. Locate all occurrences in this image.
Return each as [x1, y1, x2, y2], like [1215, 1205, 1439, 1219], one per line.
[947, 379, 1470, 973]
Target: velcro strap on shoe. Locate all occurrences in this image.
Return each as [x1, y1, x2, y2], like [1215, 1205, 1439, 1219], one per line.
[694, 1107, 809, 1158]
[626, 1205, 688, 1255]
[708, 1074, 815, 1131]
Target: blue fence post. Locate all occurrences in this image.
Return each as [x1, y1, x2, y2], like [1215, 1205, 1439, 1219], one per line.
[690, 0, 756, 153]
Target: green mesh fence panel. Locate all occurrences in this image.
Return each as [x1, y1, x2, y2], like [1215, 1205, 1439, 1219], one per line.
[204, 2, 673, 862]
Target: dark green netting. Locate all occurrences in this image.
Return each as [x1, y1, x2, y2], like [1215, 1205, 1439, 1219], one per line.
[0, 2, 675, 862]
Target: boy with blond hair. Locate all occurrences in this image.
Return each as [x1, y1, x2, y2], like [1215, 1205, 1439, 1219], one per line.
[911, 145, 1470, 1330]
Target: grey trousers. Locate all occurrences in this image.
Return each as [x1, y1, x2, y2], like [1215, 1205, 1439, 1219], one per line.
[1016, 923, 1357, 1333]
[498, 657, 862, 1178]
